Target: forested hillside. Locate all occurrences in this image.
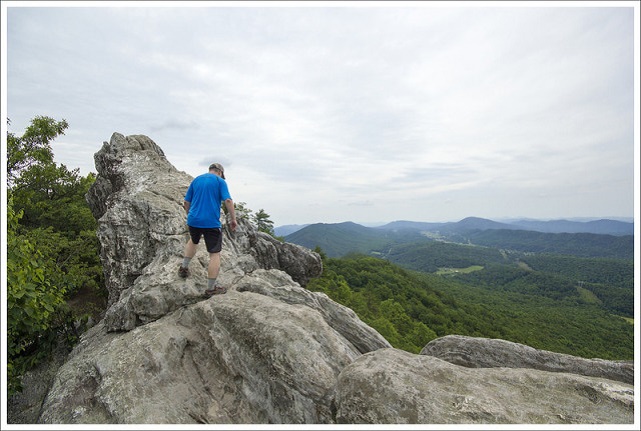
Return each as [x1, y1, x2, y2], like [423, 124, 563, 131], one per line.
[383, 241, 634, 318]
[464, 229, 633, 259]
[306, 254, 634, 360]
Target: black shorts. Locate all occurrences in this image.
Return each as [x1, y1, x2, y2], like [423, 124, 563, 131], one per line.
[188, 226, 223, 253]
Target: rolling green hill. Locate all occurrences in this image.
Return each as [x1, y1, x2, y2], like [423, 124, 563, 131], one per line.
[385, 241, 515, 272]
[284, 221, 425, 257]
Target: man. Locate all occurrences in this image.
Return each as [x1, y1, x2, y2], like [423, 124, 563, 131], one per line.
[179, 162, 238, 297]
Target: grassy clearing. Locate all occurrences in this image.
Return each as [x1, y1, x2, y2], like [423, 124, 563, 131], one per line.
[436, 265, 484, 276]
[576, 286, 602, 305]
[622, 316, 634, 325]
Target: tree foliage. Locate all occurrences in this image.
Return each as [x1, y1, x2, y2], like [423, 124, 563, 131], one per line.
[308, 254, 443, 353]
[7, 116, 69, 188]
[253, 209, 275, 236]
[235, 202, 277, 237]
[6, 196, 70, 394]
[6, 116, 104, 396]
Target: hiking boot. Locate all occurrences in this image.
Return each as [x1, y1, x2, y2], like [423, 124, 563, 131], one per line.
[178, 266, 190, 278]
[204, 285, 228, 297]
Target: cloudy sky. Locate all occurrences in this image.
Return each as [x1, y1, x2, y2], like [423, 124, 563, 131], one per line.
[3, 1, 638, 226]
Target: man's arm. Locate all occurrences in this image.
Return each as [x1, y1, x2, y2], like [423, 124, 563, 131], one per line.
[183, 200, 190, 214]
[224, 198, 238, 231]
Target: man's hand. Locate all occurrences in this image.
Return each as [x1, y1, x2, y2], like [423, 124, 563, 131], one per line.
[229, 219, 238, 232]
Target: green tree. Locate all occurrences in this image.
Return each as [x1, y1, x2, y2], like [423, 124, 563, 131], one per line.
[6, 196, 69, 395]
[7, 116, 69, 188]
[369, 317, 402, 347]
[313, 246, 327, 261]
[233, 201, 253, 220]
[253, 208, 275, 236]
[6, 116, 105, 395]
[8, 117, 95, 233]
[8, 116, 102, 296]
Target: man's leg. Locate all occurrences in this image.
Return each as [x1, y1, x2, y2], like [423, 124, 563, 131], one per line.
[179, 238, 198, 278]
[184, 238, 197, 260]
[208, 252, 221, 280]
[202, 228, 226, 295]
[205, 252, 228, 295]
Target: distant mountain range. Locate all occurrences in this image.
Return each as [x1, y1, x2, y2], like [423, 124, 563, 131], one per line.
[276, 217, 633, 237]
[377, 217, 634, 236]
[280, 217, 634, 259]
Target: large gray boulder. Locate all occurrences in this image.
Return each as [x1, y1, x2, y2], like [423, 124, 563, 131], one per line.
[421, 334, 634, 385]
[333, 348, 633, 424]
[31, 133, 633, 425]
[39, 290, 368, 424]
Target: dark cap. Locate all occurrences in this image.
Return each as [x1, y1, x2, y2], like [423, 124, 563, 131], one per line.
[208, 163, 225, 179]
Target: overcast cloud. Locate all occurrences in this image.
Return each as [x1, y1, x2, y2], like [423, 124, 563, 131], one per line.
[3, 2, 638, 226]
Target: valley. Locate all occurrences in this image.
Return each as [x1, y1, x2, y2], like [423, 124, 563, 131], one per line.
[289, 217, 635, 360]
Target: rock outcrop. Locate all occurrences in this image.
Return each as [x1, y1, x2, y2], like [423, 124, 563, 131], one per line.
[83, 133, 324, 332]
[421, 334, 634, 385]
[334, 348, 633, 424]
[33, 133, 634, 425]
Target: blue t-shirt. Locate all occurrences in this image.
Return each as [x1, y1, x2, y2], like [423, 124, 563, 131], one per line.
[184, 173, 232, 228]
